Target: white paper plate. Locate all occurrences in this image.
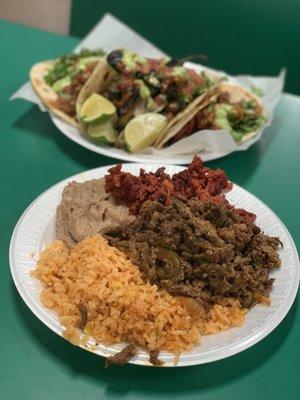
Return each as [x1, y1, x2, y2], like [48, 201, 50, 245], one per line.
[9, 164, 299, 367]
[49, 66, 285, 165]
[51, 116, 231, 164]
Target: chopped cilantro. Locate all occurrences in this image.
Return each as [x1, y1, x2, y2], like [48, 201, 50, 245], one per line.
[244, 100, 255, 109]
[228, 110, 238, 122]
[44, 48, 105, 86]
[193, 85, 203, 97]
[179, 93, 190, 104]
[200, 71, 212, 88]
[234, 114, 266, 134]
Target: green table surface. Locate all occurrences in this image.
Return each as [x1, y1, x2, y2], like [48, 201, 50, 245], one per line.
[1, 20, 299, 400]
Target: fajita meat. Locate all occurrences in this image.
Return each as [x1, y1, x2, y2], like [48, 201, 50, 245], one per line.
[149, 350, 164, 366]
[105, 198, 281, 309]
[77, 303, 88, 330]
[105, 344, 138, 367]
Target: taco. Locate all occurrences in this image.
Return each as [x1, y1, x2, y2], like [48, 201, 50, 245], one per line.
[156, 82, 265, 148]
[77, 49, 221, 151]
[30, 49, 105, 127]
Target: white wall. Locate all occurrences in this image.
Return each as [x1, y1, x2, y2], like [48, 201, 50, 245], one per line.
[0, 0, 71, 35]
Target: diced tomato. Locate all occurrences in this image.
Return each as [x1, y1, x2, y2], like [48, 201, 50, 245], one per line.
[138, 59, 161, 74]
[187, 68, 204, 85]
[182, 82, 197, 95]
[154, 95, 166, 106]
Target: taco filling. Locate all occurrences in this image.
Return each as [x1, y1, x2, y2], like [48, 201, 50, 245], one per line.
[166, 86, 265, 145]
[78, 49, 220, 151]
[103, 49, 215, 128]
[40, 49, 104, 118]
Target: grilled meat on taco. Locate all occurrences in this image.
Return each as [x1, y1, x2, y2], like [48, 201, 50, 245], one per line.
[30, 49, 105, 127]
[104, 49, 215, 126]
[157, 82, 265, 148]
[77, 49, 221, 151]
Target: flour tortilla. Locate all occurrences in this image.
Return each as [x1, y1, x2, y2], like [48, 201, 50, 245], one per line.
[156, 82, 264, 148]
[154, 96, 212, 148]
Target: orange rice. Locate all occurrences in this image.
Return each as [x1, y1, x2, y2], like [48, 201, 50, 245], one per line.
[33, 236, 245, 354]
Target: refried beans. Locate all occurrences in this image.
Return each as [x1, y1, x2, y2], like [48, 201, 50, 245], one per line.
[56, 178, 135, 247]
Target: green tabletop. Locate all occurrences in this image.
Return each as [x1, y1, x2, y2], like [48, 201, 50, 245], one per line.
[1, 20, 299, 400]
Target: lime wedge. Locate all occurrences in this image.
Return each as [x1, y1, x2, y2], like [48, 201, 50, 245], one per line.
[80, 93, 116, 124]
[87, 120, 117, 144]
[124, 113, 167, 153]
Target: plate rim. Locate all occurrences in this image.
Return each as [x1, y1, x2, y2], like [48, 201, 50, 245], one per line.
[9, 163, 300, 367]
[51, 115, 232, 164]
